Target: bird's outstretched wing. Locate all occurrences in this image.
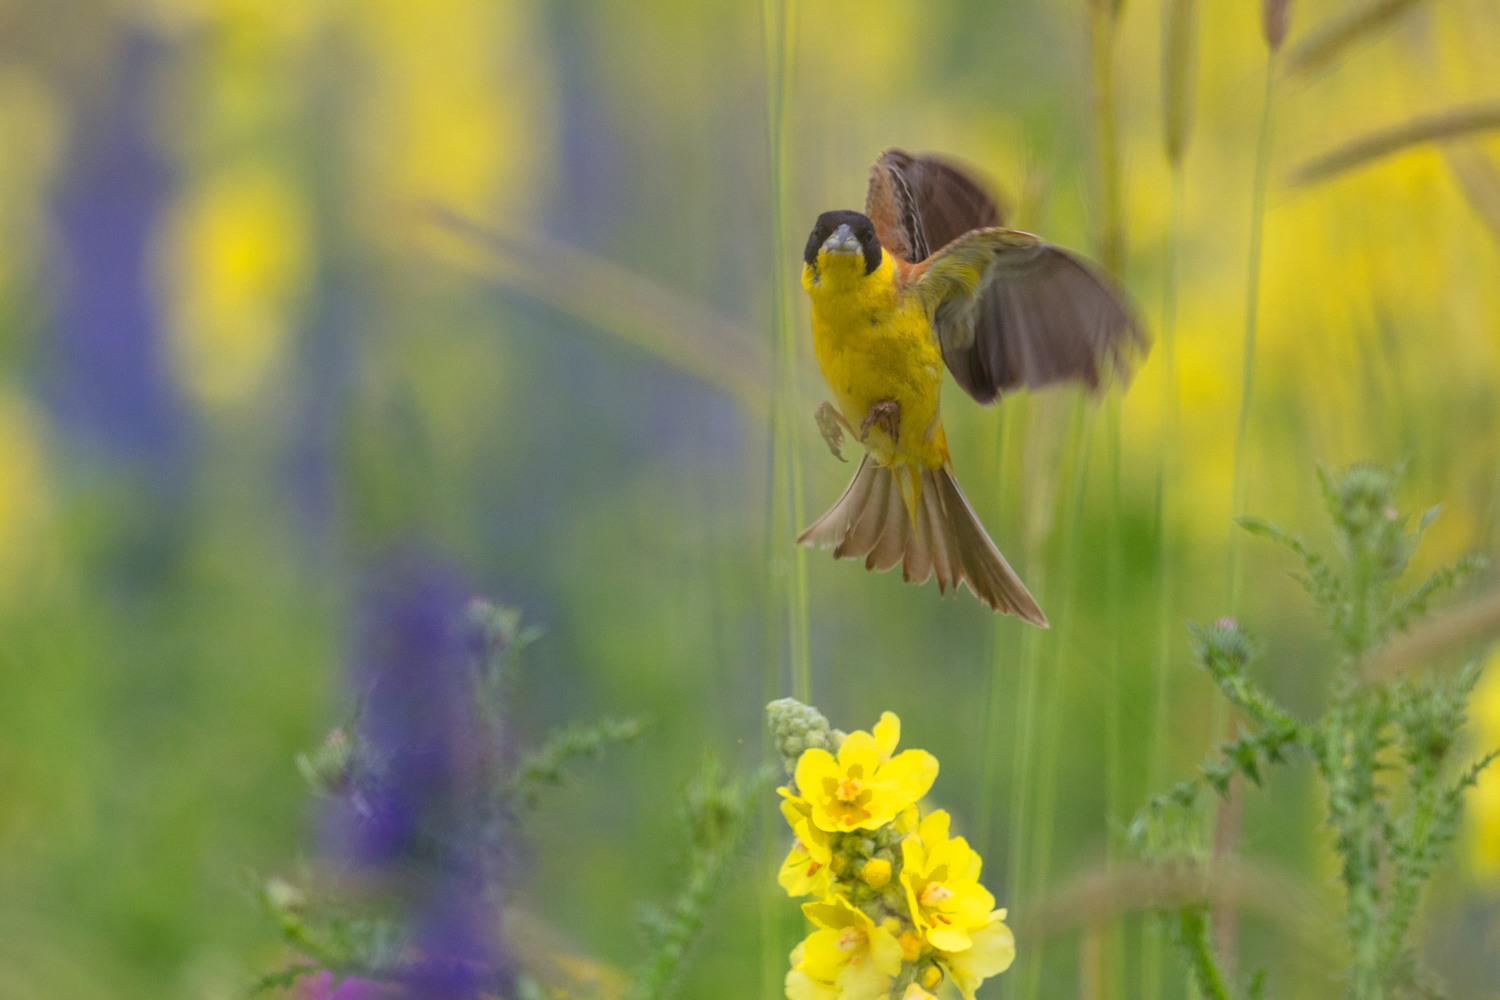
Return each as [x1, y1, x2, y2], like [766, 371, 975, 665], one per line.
[867, 149, 1145, 404]
[865, 148, 1001, 265]
[913, 228, 1145, 403]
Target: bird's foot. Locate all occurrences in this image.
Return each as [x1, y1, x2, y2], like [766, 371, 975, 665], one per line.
[861, 400, 901, 444]
[815, 401, 851, 462]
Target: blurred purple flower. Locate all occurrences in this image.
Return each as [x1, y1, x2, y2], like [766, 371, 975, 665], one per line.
[337, 551, 514, 998]
[49, 31, 190, 473]
[297, 971, 390, 1000]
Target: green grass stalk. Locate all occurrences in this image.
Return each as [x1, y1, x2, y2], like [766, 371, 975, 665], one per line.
[1212, 41, 1278, 992]
[1021, 395, 1094, 1000]
[761, 0, 809, 703]
[760, 1, 804, 996]
[976, 396, 1021, 857]
[1089, 2, 1127, 995]
[1225, 54, 1276, 616]
[1145, 151, 1189, 1000]
[1003, 399, 1055, 1000]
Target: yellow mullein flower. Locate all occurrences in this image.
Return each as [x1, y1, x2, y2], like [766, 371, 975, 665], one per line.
[795, 714, 938, 833]
[779, 792, 834, 898]
[899, 810, 995, 952]
[785, 941, 836, 1000]
[932, 910, 1016, 1000]
[789, 896, 904, 1000]
[900, 985, 936, 1000]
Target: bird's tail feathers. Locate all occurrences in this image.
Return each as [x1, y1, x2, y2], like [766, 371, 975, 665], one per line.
[796, 456, 1047, 625]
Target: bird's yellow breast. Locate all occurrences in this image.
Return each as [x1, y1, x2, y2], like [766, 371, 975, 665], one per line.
[803, 250, 948, 470]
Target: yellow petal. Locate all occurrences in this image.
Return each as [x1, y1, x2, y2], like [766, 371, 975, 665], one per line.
[875, 750, 939, 812]
[796, 749, 840, 800]
[927, 925, 971, 953]
[835, 948, 892, 1000]
[868, 922, 905, 977]
[837, 730, 881, 776]
[901, 985, 936, 1000]
[901, 835, 924, 873]
[803, 896, 871, 932]
[786, 967, 837, 1000]
[798, 821, 833, 865]
[950, 882, 997, 928]
[894, 805, 920, 835]
[872, 712, 901, 761]
[779, 843, 831, 898]
[918, 809, 951, 852]
[941, 912, 1016, 1000]
[801, 928, 851, 984]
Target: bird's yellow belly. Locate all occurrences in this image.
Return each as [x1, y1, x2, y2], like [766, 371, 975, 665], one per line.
[811, 299, 948, 470]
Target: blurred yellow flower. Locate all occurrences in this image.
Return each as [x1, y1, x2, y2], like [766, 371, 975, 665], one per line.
[1469, 656, 1500, 878]
[354, 0, 551, 217]
[0, 394, 51, 598]
[779, 791, 834, 898]
[787, 896, 903, 1000]
[931, 910, 1015, 1000]
[899, 810, 995, 953]
[793, 715, 937, 833]
[163, 164, 309, 407]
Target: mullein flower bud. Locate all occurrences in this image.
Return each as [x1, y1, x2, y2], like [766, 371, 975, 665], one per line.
[860, 857, 892, 889]
[766, 698, 844, 776]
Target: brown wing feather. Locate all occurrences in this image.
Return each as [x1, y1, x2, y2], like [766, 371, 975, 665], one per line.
[865, 149, 1003, 264]
[917, 228, 1147, 404]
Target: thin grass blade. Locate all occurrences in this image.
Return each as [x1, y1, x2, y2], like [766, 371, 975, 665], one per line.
[1291, 103, 1500, 186]
[421, 206, 771, 416]
[1283, 0, 1433, 77]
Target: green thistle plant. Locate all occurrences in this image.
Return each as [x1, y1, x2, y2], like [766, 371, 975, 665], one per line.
[255, 599, 760, 1000]
[1131, 465, 1496, 1000]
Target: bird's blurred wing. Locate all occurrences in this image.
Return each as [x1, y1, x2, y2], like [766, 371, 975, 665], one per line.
[913, 228, 1146, 404]
[865, 148, 1002, 264]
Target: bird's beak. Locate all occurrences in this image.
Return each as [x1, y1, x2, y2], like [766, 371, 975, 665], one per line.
[821, 224, 860, 256]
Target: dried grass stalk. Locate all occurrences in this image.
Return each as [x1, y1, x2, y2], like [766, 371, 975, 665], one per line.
[1445, 144, 1500, 246]
[1292, 102, 1500, 186]
[1284, 0, 1431, 77]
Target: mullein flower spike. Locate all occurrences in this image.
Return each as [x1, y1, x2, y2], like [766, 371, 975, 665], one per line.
[769, 702, 1015, 1000]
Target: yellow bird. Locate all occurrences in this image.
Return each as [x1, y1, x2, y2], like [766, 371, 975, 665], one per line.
[797, 149, 1145, 625]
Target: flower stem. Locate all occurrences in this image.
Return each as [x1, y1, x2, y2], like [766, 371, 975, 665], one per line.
[761, 2, 803, 996]
[1022, 395, 1094, 1000]
[976, 396, 1021, 856]
[1225, 52, 1277, 617]
[762, 0, 809, 704]
[1144, 158, 1187, 1000]
[1180, 905, 1234, 1000]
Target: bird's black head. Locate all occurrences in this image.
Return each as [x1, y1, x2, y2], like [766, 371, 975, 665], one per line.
[804, 210, 882, 276]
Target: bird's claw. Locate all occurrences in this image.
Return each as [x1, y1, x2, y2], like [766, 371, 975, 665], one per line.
[861, 400, 900, 444]
[815, 402, 849, 462]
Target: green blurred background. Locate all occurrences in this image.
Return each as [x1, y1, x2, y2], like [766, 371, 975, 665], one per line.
[1, 0, 1499, 997]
